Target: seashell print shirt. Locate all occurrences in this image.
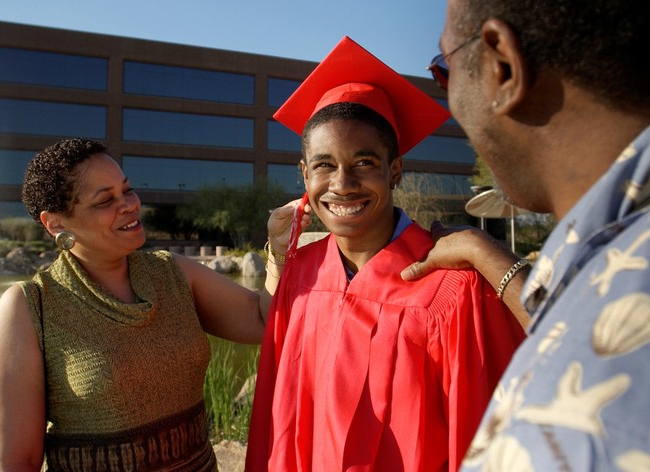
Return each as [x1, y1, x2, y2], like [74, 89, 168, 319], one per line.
[461, 125, 650, 472]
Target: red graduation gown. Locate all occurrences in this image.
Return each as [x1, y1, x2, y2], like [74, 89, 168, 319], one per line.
[246, 223, 524, 471]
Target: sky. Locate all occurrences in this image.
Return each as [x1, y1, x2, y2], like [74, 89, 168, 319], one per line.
[0, 0, 447, 78]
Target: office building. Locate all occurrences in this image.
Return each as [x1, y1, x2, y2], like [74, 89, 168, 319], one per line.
[0, 21, 475, 222]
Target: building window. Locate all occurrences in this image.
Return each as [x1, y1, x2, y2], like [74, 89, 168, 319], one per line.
[0, 98, 106, 138]
[123, 156, 254, 191]
[123, 109, 254, 148]
[267, 120, 301, 152]
[267, 163, 304, 194]
[0, 149, 36, 185]
[0, 46, 107, 90]
[267, 78, 301, 107]
[406, 135, 475, 164]
[124, 61, 254, 104]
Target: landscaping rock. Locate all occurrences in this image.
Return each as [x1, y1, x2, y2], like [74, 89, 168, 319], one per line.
[214, 441, 247, 472]
[4, 247, 39, 274]
[207, 255, 239, 274]
[241, 252, 265, 277]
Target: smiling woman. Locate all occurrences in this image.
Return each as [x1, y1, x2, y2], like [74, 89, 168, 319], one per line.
[0, 137, 309, 471]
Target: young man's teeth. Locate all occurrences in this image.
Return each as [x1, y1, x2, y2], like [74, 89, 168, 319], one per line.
[121, 221, 139, 230]
[329, 203, 364, 216]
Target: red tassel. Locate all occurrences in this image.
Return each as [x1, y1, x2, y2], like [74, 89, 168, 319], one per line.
[286, 192, 310, 259]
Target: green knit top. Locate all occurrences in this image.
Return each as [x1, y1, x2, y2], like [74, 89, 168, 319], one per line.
[20, 250, 218, 471]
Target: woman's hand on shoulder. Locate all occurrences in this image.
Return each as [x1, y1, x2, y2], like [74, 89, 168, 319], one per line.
[267, 197, 312, 255]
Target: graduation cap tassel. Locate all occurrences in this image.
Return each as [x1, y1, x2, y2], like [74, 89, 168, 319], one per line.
[286, 192, 310, 260]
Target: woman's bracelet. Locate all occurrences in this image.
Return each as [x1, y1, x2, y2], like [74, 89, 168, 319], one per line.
[264, 240, 287, 264]
[265, 262, 283, 279]
[496, 259, 529, 299]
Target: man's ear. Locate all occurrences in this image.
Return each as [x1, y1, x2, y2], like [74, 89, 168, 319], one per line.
[390, 155, 403, 187]
[40, 211, 65, 238]
[300, 159, 308, 182]
[480, 18, 530, 113]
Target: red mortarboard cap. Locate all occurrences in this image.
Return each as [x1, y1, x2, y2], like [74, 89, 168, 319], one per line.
[273, 36, 451, 156]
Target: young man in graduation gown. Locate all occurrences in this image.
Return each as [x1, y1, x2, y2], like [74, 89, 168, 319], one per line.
[246, 36, 525, 472]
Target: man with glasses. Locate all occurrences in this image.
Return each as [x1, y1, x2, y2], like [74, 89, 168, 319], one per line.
[402, 0, 650, 470]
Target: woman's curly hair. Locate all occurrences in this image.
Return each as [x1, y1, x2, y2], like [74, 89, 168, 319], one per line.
[22, 138, 109, 226]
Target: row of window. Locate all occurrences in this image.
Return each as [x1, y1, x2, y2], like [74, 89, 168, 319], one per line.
[0, 46, 108, 91]
[0, 149, 301, 191]
[0, 148, 471, 214]
[0, 46, 457, 120]
[0, 46, 298, 107]
[0, 98, 472, 163]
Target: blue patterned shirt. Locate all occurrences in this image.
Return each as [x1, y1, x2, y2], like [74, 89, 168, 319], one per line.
[461, 125, 650, 471]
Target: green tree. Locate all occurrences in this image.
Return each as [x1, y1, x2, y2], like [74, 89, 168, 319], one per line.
[142, 204, 195, 240]
[176, 179, 288, 248]
[470, 154, 494, 188]
[516, 212, 556, 255]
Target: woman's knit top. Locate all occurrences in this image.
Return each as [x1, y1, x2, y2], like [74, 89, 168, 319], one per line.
[20, 250, 217, 471]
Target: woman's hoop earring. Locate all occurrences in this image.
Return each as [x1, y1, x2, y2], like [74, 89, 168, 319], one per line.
[55, 231, 76, 251]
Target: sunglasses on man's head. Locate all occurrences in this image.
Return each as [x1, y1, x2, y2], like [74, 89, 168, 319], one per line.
[427, 34, 480, 91]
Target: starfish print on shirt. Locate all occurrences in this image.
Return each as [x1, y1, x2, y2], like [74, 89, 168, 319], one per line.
[516, 361, 630, 436]
[590, 230, 650, 296]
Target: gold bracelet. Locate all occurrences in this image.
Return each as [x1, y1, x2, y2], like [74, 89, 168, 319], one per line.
[265, 262, 283, 278]
[496, 259, 529, 299]
[264, 240, 287, 264]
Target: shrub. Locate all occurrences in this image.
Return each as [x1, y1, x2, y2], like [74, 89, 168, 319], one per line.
[0, 217, 43, 242]
[204, 338, 260, 443]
